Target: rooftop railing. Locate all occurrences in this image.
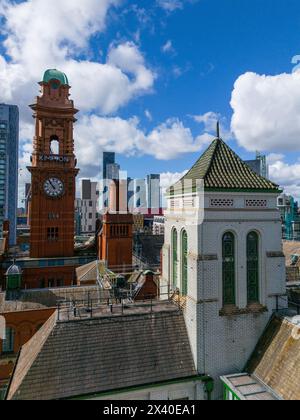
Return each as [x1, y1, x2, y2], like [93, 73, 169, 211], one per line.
[56, 286, 179, 322]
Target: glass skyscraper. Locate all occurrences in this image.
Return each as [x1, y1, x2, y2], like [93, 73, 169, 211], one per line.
[102, 152, 116, 179]
[0, 104, 19, 245]
[147, 174, 161, 210]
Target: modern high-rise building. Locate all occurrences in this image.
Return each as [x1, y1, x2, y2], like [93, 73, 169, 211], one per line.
[245, 153, 268, 179]
[147, 174, 161, 210]
[102, 152, 115, 180]
[0, 104, 19, 245]
[102, 152, 120, 209]
[106, 163, 120, 180]
[77, 180, 99, 233]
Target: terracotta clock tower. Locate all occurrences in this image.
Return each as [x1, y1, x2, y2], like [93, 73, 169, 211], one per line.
[28, 69, 79, 258]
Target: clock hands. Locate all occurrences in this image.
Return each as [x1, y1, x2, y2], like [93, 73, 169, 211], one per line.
[44, 178, 63, 197]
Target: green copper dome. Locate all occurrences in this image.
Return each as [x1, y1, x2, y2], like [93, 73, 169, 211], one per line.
[43, 69, 69, 86]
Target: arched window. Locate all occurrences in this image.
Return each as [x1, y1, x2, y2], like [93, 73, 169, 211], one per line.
[247, 232, 259, 304]
[2, 327, 15, 354]
[50, 135, 59, 155]
[222, 232, 236, 306]
[172, 228, 178, 289]
[181, 230, 188, 296]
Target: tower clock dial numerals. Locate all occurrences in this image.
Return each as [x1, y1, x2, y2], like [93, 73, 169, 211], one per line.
[44, 178, 64, 198]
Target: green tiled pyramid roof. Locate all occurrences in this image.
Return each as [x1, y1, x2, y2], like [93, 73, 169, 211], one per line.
[170, 138, 279, 193]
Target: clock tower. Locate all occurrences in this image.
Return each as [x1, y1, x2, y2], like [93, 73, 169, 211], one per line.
[28, 69, 79, 258]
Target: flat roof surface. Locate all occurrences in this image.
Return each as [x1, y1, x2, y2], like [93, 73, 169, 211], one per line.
[57, 300, 176, 322]
[221, 373, 281, 400]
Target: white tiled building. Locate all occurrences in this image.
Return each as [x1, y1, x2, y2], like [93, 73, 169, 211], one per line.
[161, 138, 286, 399]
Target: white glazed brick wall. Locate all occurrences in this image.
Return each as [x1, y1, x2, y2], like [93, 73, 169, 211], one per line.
[162, 191, 286, 400]
[92, 380, 205, 400]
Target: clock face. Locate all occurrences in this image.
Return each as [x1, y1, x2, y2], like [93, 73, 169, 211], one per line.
[44, 178, 64, 198]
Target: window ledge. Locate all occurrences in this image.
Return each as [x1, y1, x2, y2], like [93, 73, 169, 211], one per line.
[219, 304, 267, 317]
[0, 353, 16, 362]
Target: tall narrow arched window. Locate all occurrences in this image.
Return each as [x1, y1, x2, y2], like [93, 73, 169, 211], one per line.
[247, 232, 259, 304]
[172, 228, 178, 289]
[181, 230, 188, 296]
[2, 327, 15, 354]
[222, 232, 236, 306]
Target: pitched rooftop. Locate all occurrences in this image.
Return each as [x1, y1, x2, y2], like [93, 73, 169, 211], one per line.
[6, 304, 197, 400]
[246, 315, 300, 400]
[169, 138, 279, 193]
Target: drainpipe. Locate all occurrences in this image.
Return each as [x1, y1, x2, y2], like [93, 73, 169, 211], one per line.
[201, 376, 214, 401]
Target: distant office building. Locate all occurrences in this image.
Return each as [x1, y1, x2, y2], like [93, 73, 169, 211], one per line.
[77, 180, 99, 234]
[102, 152, 115, 179]
[128, 179, 147, 212]
[102, 152, 121, 209]
[0, 104, 19, 245]
[147, 174, 161, 210]
[245, 153, 268, 179]
[153, 216, 165, 235]
[277, 193, 300, 241]
[74, 199, 82, 236]
[106, 163, 120, 180]
[127, 177, 134, 207]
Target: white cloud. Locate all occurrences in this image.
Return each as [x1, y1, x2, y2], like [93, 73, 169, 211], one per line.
[0, 0, 155, 116]
[145, 109, 153, 121]
[266, 153, 285, 165]
[268, 155, 300, 200]
[73, 115, 214, 178]
[160, 170, 187, 190]
[157, 0, 198, 12]
[269, 158, 300, 188]
[157, 0, 184, 12]
[144, 118, 212, 160]
[191, 111, 232, 140]
[162, 40, 175, 55]
[231, 71, 300, 152]
[160, 170, 188, 205]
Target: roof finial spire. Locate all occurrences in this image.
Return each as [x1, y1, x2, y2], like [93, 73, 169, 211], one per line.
[216, 121, 220, 139]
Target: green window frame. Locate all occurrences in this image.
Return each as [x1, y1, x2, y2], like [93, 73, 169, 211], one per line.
[181, 230, 188, 296]
[222, 232, 236, 306]
[247, 231, 259, 304]
[2, 327, 15, 354]
[172, 228, 178, 289]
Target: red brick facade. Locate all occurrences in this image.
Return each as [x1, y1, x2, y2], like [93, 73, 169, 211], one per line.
[0, 308, 55, 385]
[28, 74, 79, 259]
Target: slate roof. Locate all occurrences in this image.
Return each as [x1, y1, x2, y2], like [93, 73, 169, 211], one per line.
[169, 138, 279, 193]
[246, 315, 300, 400]
[0, 286, 105, 312]
[7, 306, 197, 400]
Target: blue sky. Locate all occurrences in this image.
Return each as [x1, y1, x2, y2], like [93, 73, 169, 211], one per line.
[1, 0, 300, 199]
[113, 0, 300, 177]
